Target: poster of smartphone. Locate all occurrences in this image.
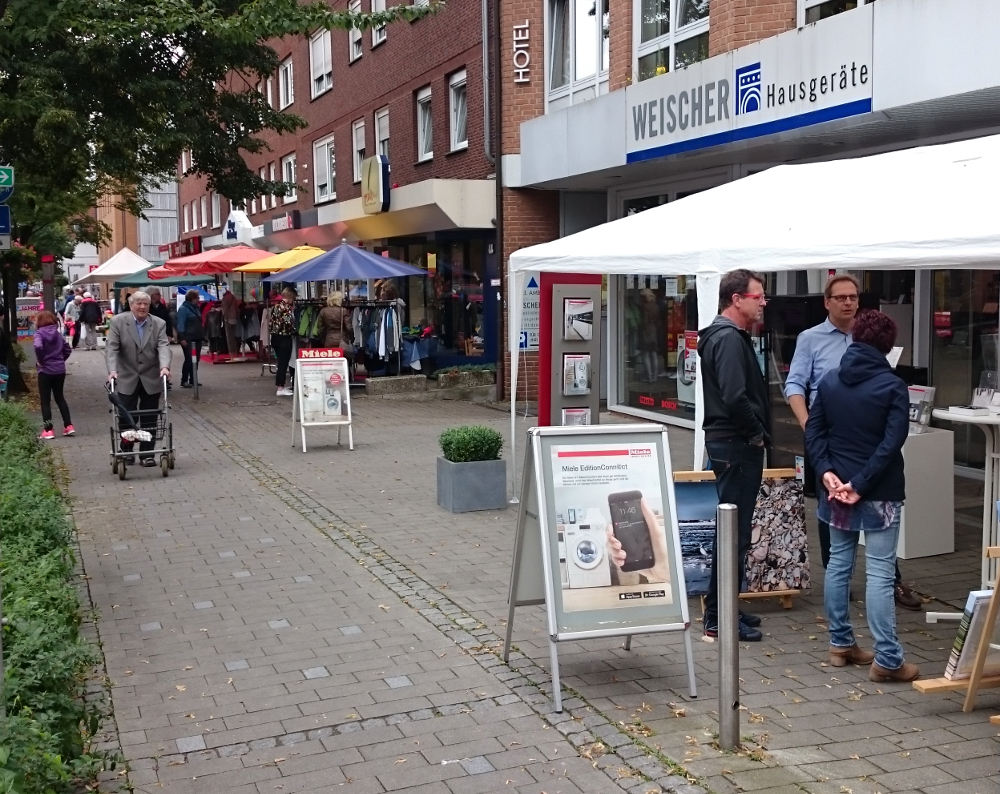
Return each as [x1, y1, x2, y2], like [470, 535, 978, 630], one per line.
[563, 298, 594, 341]
[562, 354, 591, 396]
[548, 440, 672, 613]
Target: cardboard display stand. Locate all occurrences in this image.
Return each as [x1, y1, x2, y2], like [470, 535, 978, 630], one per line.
[503, 424, 698, 711]
[290, 348, 353, 452]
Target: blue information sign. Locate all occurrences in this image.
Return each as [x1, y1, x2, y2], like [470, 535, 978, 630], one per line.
[0, 205, 11, 235]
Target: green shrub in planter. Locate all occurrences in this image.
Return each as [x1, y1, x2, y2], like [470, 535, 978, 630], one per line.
[439, 425, 503, 463]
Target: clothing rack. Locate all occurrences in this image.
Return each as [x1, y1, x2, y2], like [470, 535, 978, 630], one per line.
[348, 300, 405, 376]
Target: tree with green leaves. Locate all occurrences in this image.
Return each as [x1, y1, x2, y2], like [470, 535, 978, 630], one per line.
[0, 0, 435, 393]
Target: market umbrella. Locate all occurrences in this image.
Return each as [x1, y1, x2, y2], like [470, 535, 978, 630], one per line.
[113, 265, 214, 288]
[233, 246, 325, 273]
[262, 241, 427, 283]
[150, 244, 273, 277]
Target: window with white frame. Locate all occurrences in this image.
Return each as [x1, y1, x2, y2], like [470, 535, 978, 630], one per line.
[547, 0, 609, 101]
[800, 0, 872, 25]
[191, 200, 198, 229]
[278, 58, 294, 108]
[180, 150, 188, 173]
[414, 0, 429, 5]
[375, 107, 389, 161]
[199, 196, 207, 228]
[250, 195, 257, 215]
[313, 135, 336, 202]
[260, 166, 268, 210]
[416, 86, 432, 161]
[310, 30, 333, 97]
[269, 163, 277, 208]
[372, 0, 386, 46]
[211, 192, 221, 227]
[449, 70, 467, 151]
[349, 0, 363, 61]
[266, 77, 273, 108]
[634, 0, 709, 83]
[183, 203, 190, 233]
[281, 154, 297, 203]
[352, 119, 365, 182]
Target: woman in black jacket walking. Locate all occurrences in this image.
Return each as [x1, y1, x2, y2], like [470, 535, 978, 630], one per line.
[805, 310, 917, 683]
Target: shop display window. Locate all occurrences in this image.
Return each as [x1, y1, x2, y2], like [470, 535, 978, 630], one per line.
[617, 274, 698, 420]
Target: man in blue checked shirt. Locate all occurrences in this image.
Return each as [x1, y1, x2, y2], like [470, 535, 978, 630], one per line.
[784, 274, 922, 611]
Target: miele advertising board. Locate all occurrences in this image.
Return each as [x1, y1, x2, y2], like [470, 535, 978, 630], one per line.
[625, 6, 873, 163]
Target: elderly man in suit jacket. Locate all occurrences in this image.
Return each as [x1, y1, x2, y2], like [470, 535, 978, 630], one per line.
[107, 290, 171, 466]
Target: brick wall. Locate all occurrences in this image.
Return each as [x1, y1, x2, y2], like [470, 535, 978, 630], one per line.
[179, 0, 493, 234]
[500, 0, 546, 152]
[710, 0, 797, 57]
[608, 0, 633, 92]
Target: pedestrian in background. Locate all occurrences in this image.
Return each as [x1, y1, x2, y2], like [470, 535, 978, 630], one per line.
[78, 291, 102, 349]
[805, 310, 918, 683]
[33, 310, 73, 439]
[176, 290, 204, 388]
[697, 268, 770, 642]
[270, 287, 297, 397]
[64, 294, 82, 347]
[318, 291, 349, 349]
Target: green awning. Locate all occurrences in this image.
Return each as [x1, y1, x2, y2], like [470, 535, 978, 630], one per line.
[113, 264, 214, 288]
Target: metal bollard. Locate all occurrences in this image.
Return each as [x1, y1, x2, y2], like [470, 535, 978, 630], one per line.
[717, 503, 740, 750]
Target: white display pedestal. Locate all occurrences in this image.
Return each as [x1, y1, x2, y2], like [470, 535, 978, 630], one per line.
[859, 426, 954, 560]
[898, 426, 955, 559]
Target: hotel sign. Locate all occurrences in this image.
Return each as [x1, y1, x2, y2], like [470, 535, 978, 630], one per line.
[625, 6, 873, 163]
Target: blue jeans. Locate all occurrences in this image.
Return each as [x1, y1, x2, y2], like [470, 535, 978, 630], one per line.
[825, 512, 904, 670]
[704, 438, 765, 620]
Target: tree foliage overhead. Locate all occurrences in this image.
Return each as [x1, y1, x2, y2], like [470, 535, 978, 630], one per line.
[0, 0, 436, 249]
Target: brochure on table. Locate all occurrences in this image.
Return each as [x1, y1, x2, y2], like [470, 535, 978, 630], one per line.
[291, 348, 354, 452]
[503, 425, 696, 711]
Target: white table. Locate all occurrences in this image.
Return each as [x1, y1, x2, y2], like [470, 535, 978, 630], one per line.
[932, 409, 1000, 591]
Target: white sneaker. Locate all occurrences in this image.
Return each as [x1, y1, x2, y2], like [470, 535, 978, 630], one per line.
[276, 388, 293, 396]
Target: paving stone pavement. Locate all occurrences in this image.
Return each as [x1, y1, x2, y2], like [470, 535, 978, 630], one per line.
[48, 346, 1000, 794]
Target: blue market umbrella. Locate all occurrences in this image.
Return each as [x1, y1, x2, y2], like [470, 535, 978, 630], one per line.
[263, 241, 428, 283]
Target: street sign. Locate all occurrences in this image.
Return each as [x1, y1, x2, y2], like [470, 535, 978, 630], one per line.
[0, 205, 11, 235]
[0, 166, 14, 204]
[0, 235, 11, 250]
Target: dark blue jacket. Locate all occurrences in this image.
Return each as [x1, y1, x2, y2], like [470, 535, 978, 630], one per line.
[804, 342, 908, 501]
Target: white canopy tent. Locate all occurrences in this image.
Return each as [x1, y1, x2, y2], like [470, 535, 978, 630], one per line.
[71, 247, 152, 286]
[508, 133, 1000, 480]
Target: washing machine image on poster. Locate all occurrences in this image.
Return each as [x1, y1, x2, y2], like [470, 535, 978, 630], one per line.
[550, 442, 673, 613]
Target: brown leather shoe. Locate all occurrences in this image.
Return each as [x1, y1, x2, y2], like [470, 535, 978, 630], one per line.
[894, 583, 923, 611]
[829, 645, 875, 667]
[870, 661, 920, 683]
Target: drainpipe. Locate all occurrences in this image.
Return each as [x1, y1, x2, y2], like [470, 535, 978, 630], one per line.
[482, 0, 494, 165]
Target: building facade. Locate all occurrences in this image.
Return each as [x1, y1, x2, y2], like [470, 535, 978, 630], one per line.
[499, 0, 1000, 473]
[177, 0, 500, 366]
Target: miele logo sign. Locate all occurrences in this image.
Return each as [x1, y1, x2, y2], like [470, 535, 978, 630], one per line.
[625, 5, 874, 163]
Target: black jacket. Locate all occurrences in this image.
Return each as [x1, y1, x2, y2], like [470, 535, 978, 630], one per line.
[804, 342, 908, 501]
[78, 298, 103, 325]
[697, 316, 770, 444]
[150, 300, 172, 337]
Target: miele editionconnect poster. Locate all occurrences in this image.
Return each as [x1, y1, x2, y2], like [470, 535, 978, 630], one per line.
[550, 442, 674, 613]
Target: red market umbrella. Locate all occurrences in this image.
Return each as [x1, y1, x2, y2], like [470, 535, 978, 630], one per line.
[151, 245, 273, 277]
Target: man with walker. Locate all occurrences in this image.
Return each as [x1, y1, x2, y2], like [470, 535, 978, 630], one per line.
[106, 290, 171, 467]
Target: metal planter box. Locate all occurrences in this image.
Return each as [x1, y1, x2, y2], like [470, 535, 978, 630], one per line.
[436, 457, 507, 513]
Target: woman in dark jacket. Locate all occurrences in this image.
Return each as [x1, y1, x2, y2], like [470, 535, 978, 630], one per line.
[805, 310, 917, 683]
[317, 291, 349, 349]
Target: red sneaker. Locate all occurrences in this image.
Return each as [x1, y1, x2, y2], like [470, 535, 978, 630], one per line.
[63, 425, 75, 436]
[39, 429, 55, 440]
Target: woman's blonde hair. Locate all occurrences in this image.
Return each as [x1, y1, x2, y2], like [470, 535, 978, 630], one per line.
[327, 291, 344, 307]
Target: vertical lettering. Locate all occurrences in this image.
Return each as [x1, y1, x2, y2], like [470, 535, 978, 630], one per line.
[705, 82, 716, 124]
